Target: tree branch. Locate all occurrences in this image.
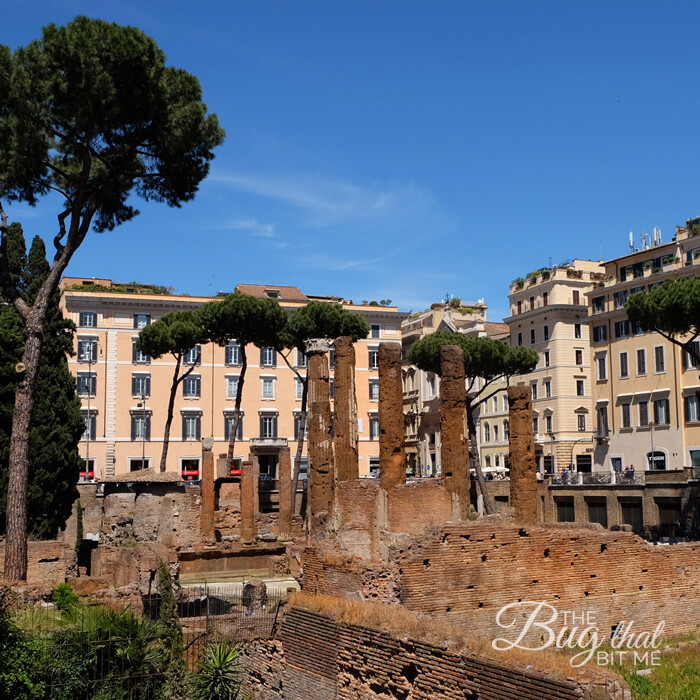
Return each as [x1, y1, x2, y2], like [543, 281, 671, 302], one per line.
[0, 201, 30, 319]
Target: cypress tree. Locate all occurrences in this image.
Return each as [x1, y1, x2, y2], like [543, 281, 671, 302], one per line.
[0, 226, 83, 539]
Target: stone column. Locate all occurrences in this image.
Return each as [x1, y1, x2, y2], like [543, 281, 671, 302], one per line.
[508, 385, 537, 524]
[378, 342, 406, 490]
[251, 454, 260, 515]
[200, 437, 215, 540]
[240, 459, 255, 544]
[334, 336, 359, 481]
[278, 446, 293, 540]
[440, 345, 470, 518]
[306, 338, 335, 532]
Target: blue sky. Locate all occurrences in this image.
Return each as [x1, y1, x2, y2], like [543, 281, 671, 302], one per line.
[5, 1, 700, 321]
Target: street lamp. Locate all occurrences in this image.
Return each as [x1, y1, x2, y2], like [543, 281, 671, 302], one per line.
[649, 421, 655, 471]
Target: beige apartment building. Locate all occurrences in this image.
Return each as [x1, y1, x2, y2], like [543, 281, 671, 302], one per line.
[61, 278, 404, 480]
[505, 260, 605, 474]
[589, 221, 700, 472]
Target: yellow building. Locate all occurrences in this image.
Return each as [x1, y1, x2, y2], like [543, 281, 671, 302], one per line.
[61, 279, 404, 480]
[505, 260, 605, 475]
[588, 222, 700, 472]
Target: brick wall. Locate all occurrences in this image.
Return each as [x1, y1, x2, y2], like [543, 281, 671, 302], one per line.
[0, 540, 71, 587]
[243, 601, 631, 699]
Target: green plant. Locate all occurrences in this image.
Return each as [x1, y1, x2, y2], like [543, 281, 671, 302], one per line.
[158, 562, 190, 699]
[53, 583, 79, 613]
[512, 277, 525, 290]
[192, 641, 247, 700]
[75, 499, 83, 552]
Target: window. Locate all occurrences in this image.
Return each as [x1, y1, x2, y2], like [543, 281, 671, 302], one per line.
[77, 337, 98, 362]
[183, 374, 201, 398]
[543, 325, 549, 341]
[133, 313, 151, 329]
[369, 347, 379, 369]
[132, 373, 151, 398]
[517, 300, 522, 314]
[260, 347, 276, 367]
[504, 419, 509, 439]
[129, 458, 149, 472]
[82, 410, 97, 440]
[614, 320, 630, 339]
[131, 414, 151, 441]
[613, 290, 628, 309]
[597, 406, 609, 436]
[79, 310, 97, 328]
[182, 413, 201, 440]
[611, 457, 623, 473]
[530, 328, 536, 344]
[619, 352, 629, 378]
[587, 500, 607, 528]
[369, 379, 379, 400]
[531, 382, 538, 400]
[574, 323, 582, 339]
[369, 456, 380, 476]
[369, 415, 380, 440]
[653, 398, 670, 425]
[647, 451, 667, 471]
[685, 394, 699, 423]
[637, 349, 646, 376]
[592, 296, 605, 313]
[224, 413, 243, 441]
[295, 377, 304, 400]
[683, 341, 700, 369]
[184, 345, 201, 365]
[259, 414, 278, 439]
[132, 340, 150, 364]
[575, 349, 584, 365]
[261, 377, 275, 400]
[484, 422, 491, 442]
[573, 290, 580, 305]
[654, 346, 665, 373]
[181, 458, 200, 481]
[295, 348, 307, 368]
[577, 414, 586, 432]
[543, 292, 548, 307]
[226, 342, 241, 366]
[330, 348, 336, 369]
[294, 413, 309, 440]
[493, 396, 498, 412]
[545, 414, 553, 433]
[593, 325, 607, 342]
[77, 372, 97, 397]
[576, 379, 585, 396]
[597, 354, 607, 381]
[227, 375, 239, 399]
[517, 332, 523, 346]
[556, 499, 575, 523]
[638, 401, 649, 427]
[543, 350, 550, 368]
[533, 416, 539, 434]
[544, 380, 551, 398]
[371, 324, 381, 339]
[529, 296, 535, 310]
[621, 403, 631, 429]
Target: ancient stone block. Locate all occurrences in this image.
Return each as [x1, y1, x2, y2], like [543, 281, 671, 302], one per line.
[439, 345, 470, 518]
[334, 336, 359, 481]
[378, 343, 405, 490]
[278, 446, 293, 540]
[201, 438, 215, 540]
[508, 385, 537, 524]
[241, 460, 256, 544]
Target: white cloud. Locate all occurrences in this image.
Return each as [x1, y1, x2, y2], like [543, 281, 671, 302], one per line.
[225, 219, 277, 238]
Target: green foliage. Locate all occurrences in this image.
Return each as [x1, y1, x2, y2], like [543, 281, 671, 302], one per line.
[158, 562, 190, 699]
[64, 282, 171, 295]
[0, 227, 83, 538]
[136, 310, 205, 360]
[407, 331, 538, 382]
[512, 277, 525, 289]
[53, 583, 79, 613]
[0, 16, 224, 231]
[192, 641, 246, 700]
[281, 300, 370, 350]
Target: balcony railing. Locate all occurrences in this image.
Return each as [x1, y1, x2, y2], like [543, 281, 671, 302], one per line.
[550, 472, 645, 486]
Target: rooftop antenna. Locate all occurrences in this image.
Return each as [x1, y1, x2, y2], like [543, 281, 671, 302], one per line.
[629, 231, 634, 251]
[653, 226, 662, 246]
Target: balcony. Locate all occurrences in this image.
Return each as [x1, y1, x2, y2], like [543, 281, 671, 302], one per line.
[250, 437, 288, 449]
[549, 472, 645, 486]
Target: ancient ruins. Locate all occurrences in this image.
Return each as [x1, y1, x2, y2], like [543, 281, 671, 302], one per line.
[3, 340, 700, 699]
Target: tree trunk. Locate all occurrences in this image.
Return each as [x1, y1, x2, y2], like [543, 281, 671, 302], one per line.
[466, 398, 495, 515]
[4, 320, 43, 581]
[160, 354, 189, 472]
[227, 346, 247, 462]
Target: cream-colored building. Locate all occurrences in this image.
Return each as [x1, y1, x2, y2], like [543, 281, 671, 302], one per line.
[505, 260, 605, 474]
[61, 279, 404, 480]
[588, 222, 700, 472]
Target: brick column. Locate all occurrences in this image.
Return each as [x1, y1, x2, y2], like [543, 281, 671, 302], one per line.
[278, 446, 293, 540]
[379, 342, 405, 490]
[508, 385, 537, 524]
[200, 437, 215, 540]
[306, 339, 335, 532]
[440, 345, 470, 518]
[240, 459, 255, 544]
[334, 336, 359, 481]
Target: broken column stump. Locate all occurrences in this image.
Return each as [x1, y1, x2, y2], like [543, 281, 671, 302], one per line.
[200, 437, 215, 540]
[440, 345, 470, 518]
[241, 459, 256, 544]
[379, 342, 406, 490]
[278, 446, 293, 540]
[306, 338, 335, 533]
[508, 385, 537, 524]
[334, 336, 359, 481]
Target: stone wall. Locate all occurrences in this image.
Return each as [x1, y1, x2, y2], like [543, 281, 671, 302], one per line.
[243, 598, 631, 699]
[0, 540, 73, 587]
